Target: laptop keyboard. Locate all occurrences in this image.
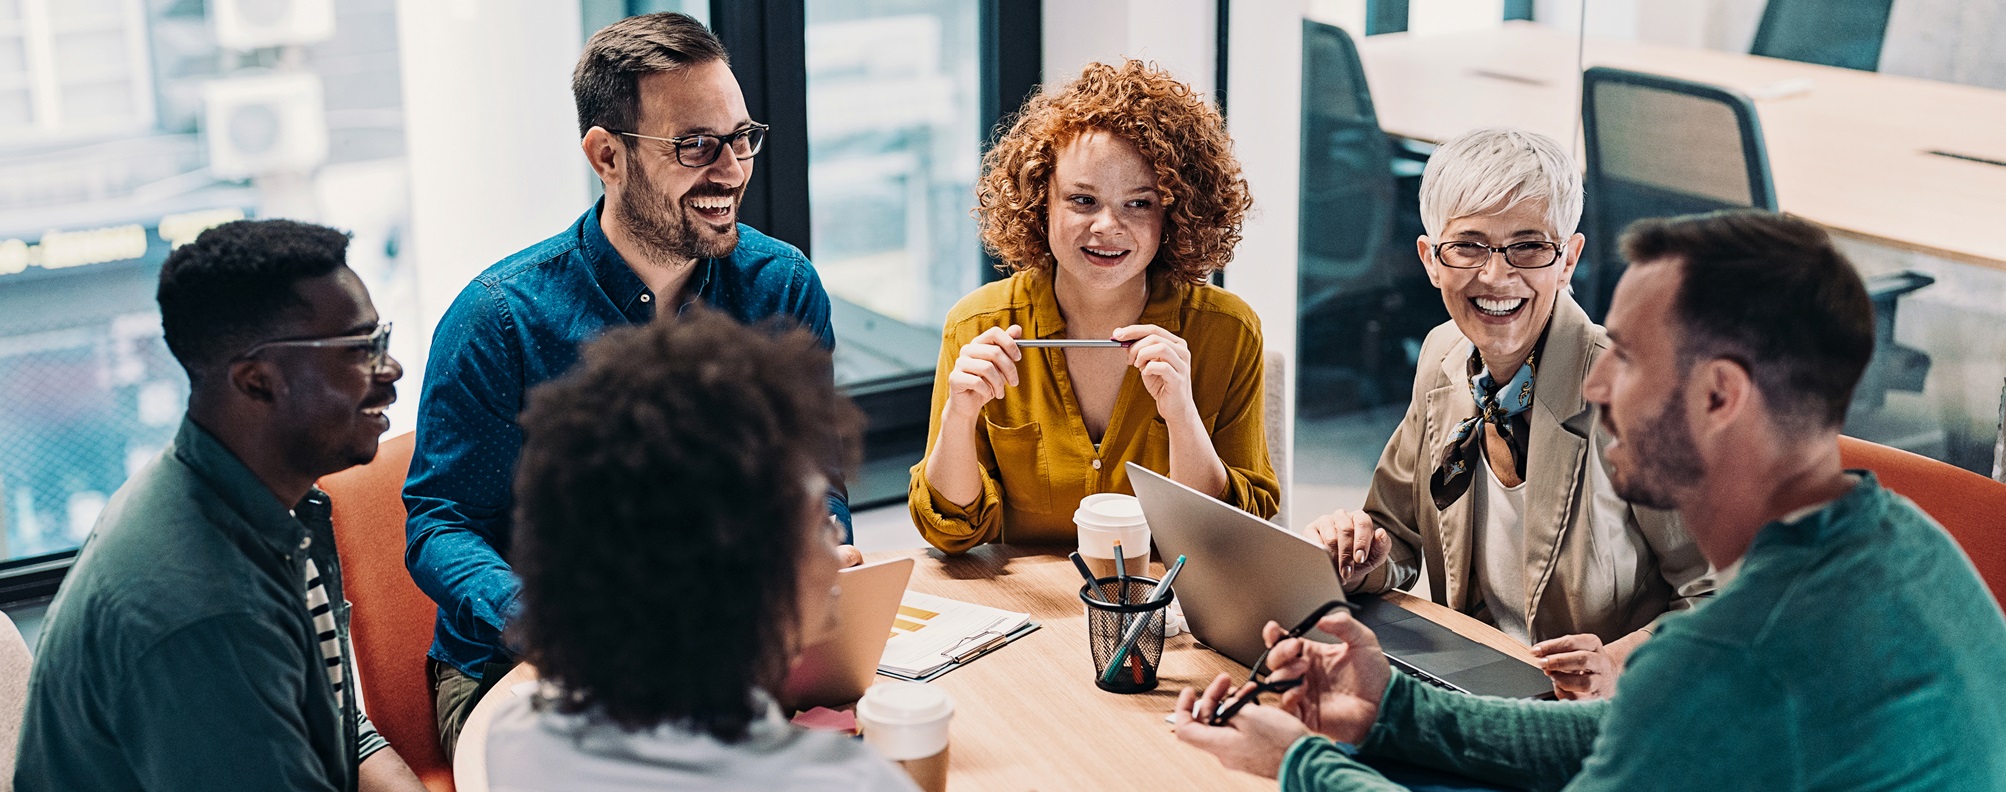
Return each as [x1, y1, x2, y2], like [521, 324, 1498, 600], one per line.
[1389, 657, 1462, 692]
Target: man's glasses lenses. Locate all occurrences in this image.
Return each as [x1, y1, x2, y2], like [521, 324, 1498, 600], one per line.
[361, 324, 392, 366]
[675, 125, 766, 167]
[239, 323, 392, 371]
[1435, 241, 1562, 269]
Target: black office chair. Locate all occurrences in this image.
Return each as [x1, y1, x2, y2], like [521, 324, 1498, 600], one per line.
[1581, 66, 1932, 426]
[1751, 0, 1896, 72]
[1299, 20, 1393, 301]
[1296, 20, 1441, 417]
[1580, 66, 1775, 320]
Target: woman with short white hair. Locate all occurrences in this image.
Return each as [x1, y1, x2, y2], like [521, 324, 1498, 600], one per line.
[1303, 127, 1715, 699]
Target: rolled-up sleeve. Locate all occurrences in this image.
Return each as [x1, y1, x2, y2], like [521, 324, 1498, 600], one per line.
[403, 281, 525, 656]
[909, 324, 1005, 553]
[355, 712, 389, 762]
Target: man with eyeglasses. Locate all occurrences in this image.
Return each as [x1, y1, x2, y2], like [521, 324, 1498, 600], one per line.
[1297, 128, 1713, 700]
[15, 220, 427, 792]
[402, 12, 855, 758]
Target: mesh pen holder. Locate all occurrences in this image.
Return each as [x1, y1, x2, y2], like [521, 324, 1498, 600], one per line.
[1080, 576, 1172, 694]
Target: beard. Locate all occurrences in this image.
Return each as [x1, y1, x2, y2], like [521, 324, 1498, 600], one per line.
[1607, 394, 1706, 511]
[617, 150, 741, 263]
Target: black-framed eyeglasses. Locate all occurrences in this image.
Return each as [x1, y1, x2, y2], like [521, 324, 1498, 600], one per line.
[237, 323, 393, 372]
[613, 123, 769, 168]
[1433, 240, 1564, 269]
[1209, 599, 1357, 726]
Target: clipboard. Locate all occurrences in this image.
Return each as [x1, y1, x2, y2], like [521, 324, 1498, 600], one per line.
[876, 622, 1041, 683]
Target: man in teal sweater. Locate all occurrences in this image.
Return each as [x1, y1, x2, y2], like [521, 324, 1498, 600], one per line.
[1173, 209, 2006, 790]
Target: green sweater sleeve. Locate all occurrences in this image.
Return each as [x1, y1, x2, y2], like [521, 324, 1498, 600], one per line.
[1282, 736, 1405, 792]
[1311, 674, 1607, 792]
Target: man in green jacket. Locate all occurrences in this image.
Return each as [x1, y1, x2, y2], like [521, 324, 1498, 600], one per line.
[14, 220, 427, 791]
[1173, 209, 2006, 790]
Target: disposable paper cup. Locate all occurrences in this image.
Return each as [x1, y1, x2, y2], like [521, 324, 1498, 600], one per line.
[858, 683, 953, 792]
[1075, 493, 1150, 578]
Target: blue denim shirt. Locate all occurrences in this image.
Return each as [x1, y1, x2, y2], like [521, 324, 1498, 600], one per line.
[404, 201, 848, 678]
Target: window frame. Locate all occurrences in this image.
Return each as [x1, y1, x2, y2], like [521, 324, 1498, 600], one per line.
[729, 0, 1040, 509]
[0, 0, 1048, 604]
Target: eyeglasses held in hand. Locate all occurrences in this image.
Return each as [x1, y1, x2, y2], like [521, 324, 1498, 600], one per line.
[1433, 240, 1564, 269]
[237, 323, 393, 373]
[613, 123, 769, 168]
[1208, 598, 1358, 726]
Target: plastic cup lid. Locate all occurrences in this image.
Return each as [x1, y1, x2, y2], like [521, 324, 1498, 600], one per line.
[1075, 493, 1146, 529]
[859, 681, 954, 724]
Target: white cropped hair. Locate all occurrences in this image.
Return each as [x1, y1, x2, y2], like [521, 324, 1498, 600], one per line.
[1417, 127, 1582, 240]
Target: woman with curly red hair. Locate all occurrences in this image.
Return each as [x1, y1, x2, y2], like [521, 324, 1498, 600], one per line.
[908, 60, 1279, 552]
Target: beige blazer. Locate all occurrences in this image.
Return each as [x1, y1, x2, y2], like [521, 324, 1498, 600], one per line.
[1355, 294, 1714, 643]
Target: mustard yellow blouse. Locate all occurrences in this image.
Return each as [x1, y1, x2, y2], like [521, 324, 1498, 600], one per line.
[908, 268, 1279, 552]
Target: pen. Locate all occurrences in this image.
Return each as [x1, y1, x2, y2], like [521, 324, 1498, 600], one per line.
[1113, 542, 1128, 605]
[1069, 552, 1098, 586]
[1154, 554, 1188, 596]
[1113, 541, 1129, 643]
[1013, 339, 1134, 348]
[1098, 555, 1187, 684]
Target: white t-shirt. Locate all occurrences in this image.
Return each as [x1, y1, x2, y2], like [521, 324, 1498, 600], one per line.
[1473, 440, 1634, 646]
[1473, 447, 1532, 645]
[484, 689, 920, 792]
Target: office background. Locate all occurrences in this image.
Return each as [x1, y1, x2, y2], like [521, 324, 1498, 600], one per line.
[1, 0, 2002, 626]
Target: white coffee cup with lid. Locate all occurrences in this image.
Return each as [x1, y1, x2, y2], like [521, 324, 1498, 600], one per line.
[858, 682, 953, 791]
[1074, 493, 1151, 579]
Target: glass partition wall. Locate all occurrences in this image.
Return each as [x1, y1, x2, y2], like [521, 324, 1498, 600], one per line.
[1292, 0, 2006, 529]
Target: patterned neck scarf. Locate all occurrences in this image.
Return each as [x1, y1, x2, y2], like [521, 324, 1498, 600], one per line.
[1429, 342, 1542, 510]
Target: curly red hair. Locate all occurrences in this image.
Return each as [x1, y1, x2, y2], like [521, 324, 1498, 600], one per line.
[975, 60, 1251, 284]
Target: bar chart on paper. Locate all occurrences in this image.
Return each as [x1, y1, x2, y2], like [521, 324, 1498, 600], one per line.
[878, 592, 1032, 680]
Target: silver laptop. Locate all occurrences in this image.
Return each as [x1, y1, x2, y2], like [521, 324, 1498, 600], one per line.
[1128, 463, 1554, 699]
[779, 556, 914, 709]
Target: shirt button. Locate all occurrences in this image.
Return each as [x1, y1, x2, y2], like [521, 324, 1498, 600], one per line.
[639, 293, 652, 303]
[1092, 459, 1102, 470]
[299, 536, 311, 550]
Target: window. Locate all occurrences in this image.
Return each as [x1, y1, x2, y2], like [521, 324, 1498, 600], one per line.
[799, 0, 986, 507]
[0, 0, 154, 143]
[0, 0, 413, 571]
[805, 0, 982, 388]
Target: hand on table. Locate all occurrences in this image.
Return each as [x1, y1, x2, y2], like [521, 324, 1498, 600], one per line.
[1303, 509, 1390, 591]
[1113, 324, 1196, 424]
[944, 325, 1022, 417]
[1172, 673, 1309, 779]
[1531, 633, 1620, 700]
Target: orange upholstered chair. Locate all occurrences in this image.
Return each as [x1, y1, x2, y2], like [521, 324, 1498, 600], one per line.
[1839, 435, 2006, 608]
[320, 432, 453, 791]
